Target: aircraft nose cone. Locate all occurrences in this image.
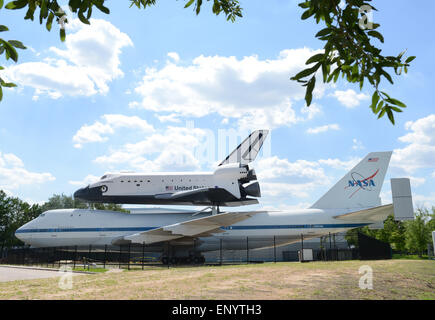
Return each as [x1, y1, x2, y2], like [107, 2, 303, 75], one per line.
[14, 227, 23, 241]
[74, 185, 103, 202]
[74, 186, 88, 200]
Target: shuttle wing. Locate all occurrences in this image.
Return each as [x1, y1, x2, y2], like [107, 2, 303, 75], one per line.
[333, 204, 393, 222]
[219, 130, 269, 166]
[154, 187, 258, 206]
[122, 211, 264, 245]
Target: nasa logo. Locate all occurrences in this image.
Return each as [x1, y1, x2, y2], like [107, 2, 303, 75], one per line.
[345, 169, 379, 198]
[348, 180, 375, 188]
[347, 169, 379, 190]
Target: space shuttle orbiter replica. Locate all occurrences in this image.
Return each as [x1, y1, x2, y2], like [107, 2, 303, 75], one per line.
[74, 130, 268, 207]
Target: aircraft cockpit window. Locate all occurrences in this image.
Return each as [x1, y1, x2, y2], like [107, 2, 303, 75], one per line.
[101, 175, 107, 180]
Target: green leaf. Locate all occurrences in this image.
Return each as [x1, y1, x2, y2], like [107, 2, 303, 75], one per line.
[8, 40, 26, 49]
[390, 106, 403, 113]
[301, 9, 314, 20]
[386, 98, 406, 108]
[94, 3, 110, 15]
[60, 28, 66, 42]
[0, 86, 3, 101]
[377, 107, 386, 119]
[46, 12, 54, 31]
[315, 28, 331, 38]
[298, 2, 310, 9]
[0, 25, 9, 32]
[386, 107, 395, 124]
[375, 100, 384, 114]
[368, 30, 384, 43]
[380, 91, 391, 99]
[5, 0, 28, 10]
[291, 63, 321, 80]
[78, 11, 90, 24]
[371, 91, 379, 112]
[184, 0, 195, 8]
[305, 53, 324, 65]
[1, 39, 18, 62]
[0, 80, 16, 87]
[405, 56, 416, 64]
[381, 69, 394, 84]
[305, 76, 316, 106]
[40, 0, 48, 24]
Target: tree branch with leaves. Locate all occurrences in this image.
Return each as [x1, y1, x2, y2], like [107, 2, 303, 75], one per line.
[291, 0, 415, 124]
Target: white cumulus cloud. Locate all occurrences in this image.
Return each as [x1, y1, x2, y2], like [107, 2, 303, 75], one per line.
[130, 48, 328, 130]
[0, 152, 55, 191]
[73, 114, 154, 148]
[69, 174, 100, 186]
[5, 19, 132, 99]
[392, 114, 435, 173]
[306, 123, 340, 134]
[93, 126, 208, 172]
[331, 89, 370, 108]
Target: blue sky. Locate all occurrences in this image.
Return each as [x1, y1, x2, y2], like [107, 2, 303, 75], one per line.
[0, 0, 434, 210]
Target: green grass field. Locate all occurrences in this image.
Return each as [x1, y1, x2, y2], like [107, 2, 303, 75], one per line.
[0, 259, 434, 300]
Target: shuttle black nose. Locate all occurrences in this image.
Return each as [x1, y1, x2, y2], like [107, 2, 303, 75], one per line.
[74, 185, 104, 202]
[73, 187, 88, 200]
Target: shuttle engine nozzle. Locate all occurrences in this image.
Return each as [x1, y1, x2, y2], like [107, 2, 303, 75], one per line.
[242, 181, 261, 198]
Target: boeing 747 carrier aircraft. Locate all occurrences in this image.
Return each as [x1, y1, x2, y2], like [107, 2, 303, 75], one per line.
[74, 130, 269, 207]
[16, 151, 412, 263]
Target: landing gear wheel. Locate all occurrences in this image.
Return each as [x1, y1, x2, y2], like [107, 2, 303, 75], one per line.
[185, 257, 192, 264]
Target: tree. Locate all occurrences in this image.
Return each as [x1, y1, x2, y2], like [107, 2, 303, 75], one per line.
[0, 190, 42, 249]
[404, 208, 433, 257]
[345, 214, 406, 251]
[41, 193, 128, 212]
[0, 0, 414, 125]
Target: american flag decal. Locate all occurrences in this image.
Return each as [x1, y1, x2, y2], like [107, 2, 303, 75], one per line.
[165, 186, 173, 191]
[368, 157, 379, 162]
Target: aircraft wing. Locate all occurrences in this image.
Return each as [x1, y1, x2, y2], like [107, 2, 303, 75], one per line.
[122, 211, 264, 245]
[333, 204, 393, 222]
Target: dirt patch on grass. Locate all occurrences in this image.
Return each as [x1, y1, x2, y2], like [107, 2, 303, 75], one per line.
[0, 260, 433, 300]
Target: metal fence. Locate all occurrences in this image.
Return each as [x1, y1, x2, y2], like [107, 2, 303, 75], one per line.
[0, 235, 360, 269]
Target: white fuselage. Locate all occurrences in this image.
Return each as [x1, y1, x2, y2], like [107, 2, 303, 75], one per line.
[15, 208, 372, 250]
[91, 164, 248, 199]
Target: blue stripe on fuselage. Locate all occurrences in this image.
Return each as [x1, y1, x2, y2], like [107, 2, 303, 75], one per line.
[16, 223, 369, 234]
[15, 227, 157, 233]
[221, 223, 369, 230]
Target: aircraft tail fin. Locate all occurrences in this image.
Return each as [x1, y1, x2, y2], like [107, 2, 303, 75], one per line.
[310, 151, 392, 209]
[219, 130, 269, 166]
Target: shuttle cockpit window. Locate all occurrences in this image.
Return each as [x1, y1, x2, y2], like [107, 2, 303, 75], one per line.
[101, 175, 107, 180]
